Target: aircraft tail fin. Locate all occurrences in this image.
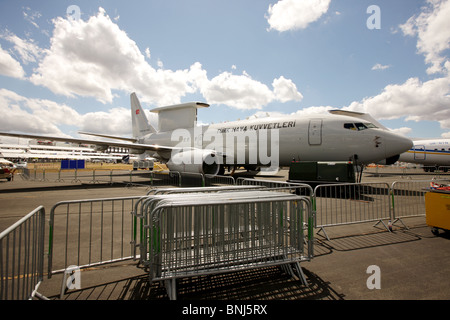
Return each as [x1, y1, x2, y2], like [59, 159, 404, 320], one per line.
[131, 92, 156, 138]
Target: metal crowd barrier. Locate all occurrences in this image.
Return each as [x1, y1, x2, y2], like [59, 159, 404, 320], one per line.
[24, 168, 181, 186]
[130, 186, 270, 261]
[391, 179, 450, 228]
[205, 174, 236, 186]
[236, 178, 314, 196]
[313, 183, 392, 240]
[137, 190, 313, 300]
[0, 206, 46, 300]
[146, 185, 265, 195]
[150, 171, 180, 187]
[47, 196, 143, 281]
[23, 168, 238, 188]
[133, 186, 272, 259]
[5, 173, 448, 300]
[422, 166, 450, 174]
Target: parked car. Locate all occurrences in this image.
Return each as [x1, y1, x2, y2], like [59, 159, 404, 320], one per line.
[15, 161, 28, 169]
[0, 166, 12, 181]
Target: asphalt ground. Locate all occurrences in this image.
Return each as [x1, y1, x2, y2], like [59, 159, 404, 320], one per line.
[1, 167, 449, 304]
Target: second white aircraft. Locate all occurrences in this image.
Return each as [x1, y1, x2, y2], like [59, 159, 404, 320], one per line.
[398, 138, 450, 171]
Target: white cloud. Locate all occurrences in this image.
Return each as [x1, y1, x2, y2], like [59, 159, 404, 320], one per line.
[25, 7, 303, 110]
[0, 88, 75, 135]
[0, 88, 139, 138]
[198, 71, 304, 110]
[319, 0, 450, 134]
[0, 45, 25, 79]
[266, 0, 331, 32]
[0, 30, 43, 64]
[399, 0, 450, 74]
[81, 107, 130, 135]
[29, 7, 196, 105]
[389, 127, 412, 137]
[0, 6, 306, 140]
[343, 76, 450, 130]
[252, 70, 449, 136]
[272, 76, 303, 102]
[292, 105, 334, 116]
[371, 63, 390, 71]
[23, 7, 42, 29]
[200, 71, 275, 110]
[145, 47, 151, 59]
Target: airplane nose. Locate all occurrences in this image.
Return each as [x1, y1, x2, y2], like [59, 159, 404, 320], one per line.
[384, 132, 413, 158]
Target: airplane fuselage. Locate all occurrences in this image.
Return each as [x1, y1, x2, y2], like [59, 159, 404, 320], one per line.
[143, 113, 413, 168]
[398, 139, 450, 168]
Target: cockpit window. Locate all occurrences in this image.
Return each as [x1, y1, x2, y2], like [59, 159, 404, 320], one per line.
[344, 123, 356, 130]
[364, 122, 377, 128]
[355, 123, 367, 130]
[344, 122, 377, 131]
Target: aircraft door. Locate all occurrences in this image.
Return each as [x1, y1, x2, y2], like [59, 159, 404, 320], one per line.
[414, 145, 426, 160]
[308, 119, 322, 145]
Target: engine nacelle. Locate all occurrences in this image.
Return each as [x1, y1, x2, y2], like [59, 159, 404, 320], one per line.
[166, 149, 220, 175]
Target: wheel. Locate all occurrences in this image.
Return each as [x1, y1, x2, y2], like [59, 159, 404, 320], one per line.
[431, 227, 439, 236]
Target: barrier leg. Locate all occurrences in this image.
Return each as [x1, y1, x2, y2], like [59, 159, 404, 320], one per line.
[293, 262, 308, 287]
[55, 170, 64, 182]
[316, 226, 330, 241]
[33, 291, 50, 300]
[373, 219, 391, 232]
[281, 262, 308, 286]
[165, 279, 177, 300]
[391, 217, 409, 230]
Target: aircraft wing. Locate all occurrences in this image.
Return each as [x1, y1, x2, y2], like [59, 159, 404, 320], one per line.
[78, 131, 138, 143]
[0, 131, 177, 153]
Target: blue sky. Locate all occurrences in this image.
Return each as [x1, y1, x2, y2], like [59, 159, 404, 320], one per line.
[0, 0, 449, 141]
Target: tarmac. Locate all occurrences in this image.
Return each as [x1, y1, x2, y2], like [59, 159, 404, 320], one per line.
[1, 167, 449, 303]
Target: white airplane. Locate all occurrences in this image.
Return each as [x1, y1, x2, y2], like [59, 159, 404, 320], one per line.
[0, 93, 413, 175]
[398, 138, 450, 172]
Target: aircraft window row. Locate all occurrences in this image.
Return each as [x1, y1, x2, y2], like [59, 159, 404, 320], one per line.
[344, 122, 377, 131]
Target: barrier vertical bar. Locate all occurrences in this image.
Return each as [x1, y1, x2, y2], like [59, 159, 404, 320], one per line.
[0, 206, 46, 300]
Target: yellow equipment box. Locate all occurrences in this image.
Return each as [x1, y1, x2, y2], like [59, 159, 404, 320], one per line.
[425, 190, 450, 235]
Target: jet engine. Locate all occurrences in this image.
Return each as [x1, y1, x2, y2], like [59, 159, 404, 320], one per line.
[166, 149, 220, 175]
